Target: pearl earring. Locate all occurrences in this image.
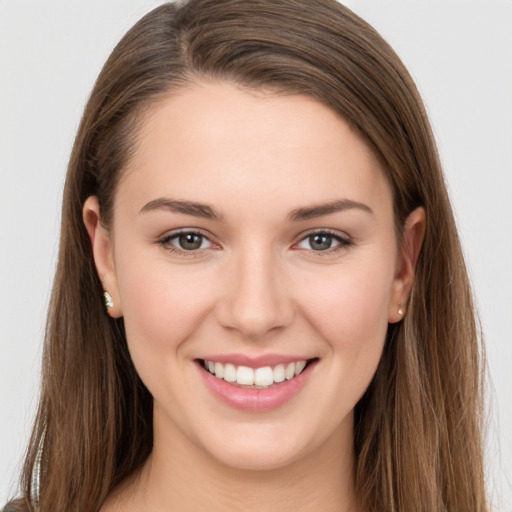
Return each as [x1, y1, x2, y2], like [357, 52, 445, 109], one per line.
[104, 291, 114, 309]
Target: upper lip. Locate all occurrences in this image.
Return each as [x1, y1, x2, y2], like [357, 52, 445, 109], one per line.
[197, 353, 315, 368]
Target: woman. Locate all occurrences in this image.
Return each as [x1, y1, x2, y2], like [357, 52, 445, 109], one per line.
[5, 0, 488, 511]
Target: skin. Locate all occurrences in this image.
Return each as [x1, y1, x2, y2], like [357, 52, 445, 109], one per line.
[84, 81, 425, 512]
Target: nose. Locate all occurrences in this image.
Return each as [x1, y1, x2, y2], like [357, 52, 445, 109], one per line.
[215, 245, 295, 339]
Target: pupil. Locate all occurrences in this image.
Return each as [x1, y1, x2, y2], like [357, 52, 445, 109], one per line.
[310, 234, 332, 251]
[179, 233, 202, 250]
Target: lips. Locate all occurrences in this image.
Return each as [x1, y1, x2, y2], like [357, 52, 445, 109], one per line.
[196, 356, 318, 411]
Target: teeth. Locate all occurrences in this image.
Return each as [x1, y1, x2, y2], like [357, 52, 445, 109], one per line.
[203, 359, 309, 387]
[254, 366, 274, 386]
[285, 362, 295, 380]
[236, 366, 254, 385]
[214, 362, 224, 379]
[295, 360, 307, 375]
[223, 363, 236, 383]
[273, 364, 285, 383]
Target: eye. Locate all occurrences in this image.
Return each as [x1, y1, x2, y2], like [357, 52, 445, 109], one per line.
[296, 231, 352, 253]
[158, 230, 216, 253]
[174, 232, 209, 251]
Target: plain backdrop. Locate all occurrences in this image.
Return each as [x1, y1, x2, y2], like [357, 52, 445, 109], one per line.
[1, 1, 511, 509]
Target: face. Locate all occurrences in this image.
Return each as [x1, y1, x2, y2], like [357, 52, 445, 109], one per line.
[85, 81, 421, 472]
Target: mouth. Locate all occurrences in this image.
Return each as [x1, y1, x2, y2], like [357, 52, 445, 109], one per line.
[195, 357, 319, 411]
[198, 358, 316, 389]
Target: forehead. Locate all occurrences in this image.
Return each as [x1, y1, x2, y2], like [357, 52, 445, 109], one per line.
[116, 80, 392, 221]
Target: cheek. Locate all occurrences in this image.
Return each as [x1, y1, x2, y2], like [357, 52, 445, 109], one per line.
[116, 256, 217, 358]
[297, 258, 394, 352]
[295, 260, 395, 418]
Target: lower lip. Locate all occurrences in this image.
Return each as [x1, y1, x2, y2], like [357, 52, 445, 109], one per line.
[196, 360, 317, 412]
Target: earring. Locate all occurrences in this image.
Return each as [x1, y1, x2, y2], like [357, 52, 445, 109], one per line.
[104, 291, 114, 309]
[398, 303, 404, 316]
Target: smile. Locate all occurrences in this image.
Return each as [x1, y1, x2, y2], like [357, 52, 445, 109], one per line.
[202, 359, 308, 388]
[196, 357, 318, 411]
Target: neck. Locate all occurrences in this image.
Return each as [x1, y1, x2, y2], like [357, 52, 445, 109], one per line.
[105, 412, 358, 512]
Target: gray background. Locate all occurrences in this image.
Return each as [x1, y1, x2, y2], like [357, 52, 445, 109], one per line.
[1, 1, 511, 509]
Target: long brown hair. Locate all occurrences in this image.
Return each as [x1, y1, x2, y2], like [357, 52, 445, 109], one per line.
[10, 1, 487, 510]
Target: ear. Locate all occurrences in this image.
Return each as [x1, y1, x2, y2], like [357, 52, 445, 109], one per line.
[83, 196, 122, 318]
[388, 207, 426, 323]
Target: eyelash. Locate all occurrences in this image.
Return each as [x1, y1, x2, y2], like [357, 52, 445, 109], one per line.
[156, 228, 353, 257]
[156, 228, 217, 258]
[295, 229, 353, 256]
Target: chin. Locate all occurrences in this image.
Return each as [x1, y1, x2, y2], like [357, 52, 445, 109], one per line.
[206, 438, 308, 472]
[190, 417, 339, 473]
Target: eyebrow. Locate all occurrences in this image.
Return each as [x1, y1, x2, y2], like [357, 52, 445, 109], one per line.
[287, 199, 373, 221]
[140, 197, 373, 222]
[140, 198, 224, 221]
